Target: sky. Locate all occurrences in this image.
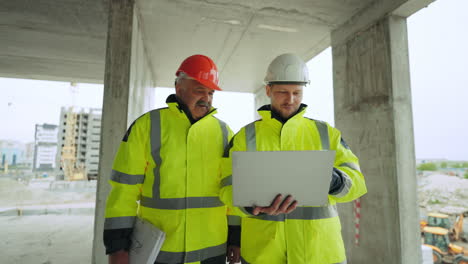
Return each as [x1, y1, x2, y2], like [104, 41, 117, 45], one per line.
[0, 0, 466, 161]
[407, 0, 468, 160]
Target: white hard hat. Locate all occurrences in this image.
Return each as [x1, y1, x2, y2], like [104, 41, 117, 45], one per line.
[264, 53, 310, 85]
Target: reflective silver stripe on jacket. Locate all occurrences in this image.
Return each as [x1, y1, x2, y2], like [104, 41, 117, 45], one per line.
[217, 118, 229, 152]
[228, 215, 241, 226]
[253, 205, 338, 221]
[332, 170, 353, 198]
[221, 175, 232, 187]
[110, 170, 144, 185]
[314, 120, 329, 150]
[245, 122, 257, 151]
[246, 119, 330, 151]
[156, 242, 226, 263]
[339, 162, 361, 172]
[140, 109, 223, 210]
[104, 216, 136, 230]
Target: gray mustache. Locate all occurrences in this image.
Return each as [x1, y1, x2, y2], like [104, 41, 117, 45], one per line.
[196, 101, 210, 107]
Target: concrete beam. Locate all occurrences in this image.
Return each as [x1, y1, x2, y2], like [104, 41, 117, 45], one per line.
[92, 0, 134, 263]
[331, 0, 436, 46]
[0, 54, 104, 84]
[392, 0, 436, 18]
[332, 15, 420, 263]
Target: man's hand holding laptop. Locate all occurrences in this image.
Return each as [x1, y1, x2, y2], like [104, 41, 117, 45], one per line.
[252, 194, 298, 215]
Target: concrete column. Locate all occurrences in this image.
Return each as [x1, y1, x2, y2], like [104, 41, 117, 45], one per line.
[92, 0, 134, 263]
[332, 15, 420, 264]
[93, 1, 155, 262]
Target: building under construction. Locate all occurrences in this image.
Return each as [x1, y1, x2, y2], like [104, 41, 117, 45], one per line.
[56, 107, 102, 181]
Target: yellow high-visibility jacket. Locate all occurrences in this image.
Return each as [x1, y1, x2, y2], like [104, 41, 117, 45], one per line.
[104, 95, 233, 264]
[220, 105, 367, 264]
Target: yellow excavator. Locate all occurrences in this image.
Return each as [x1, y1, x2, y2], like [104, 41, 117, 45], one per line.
[421, 212, 468, 264]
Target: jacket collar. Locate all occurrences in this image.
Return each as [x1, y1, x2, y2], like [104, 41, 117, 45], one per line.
[166, 94, 217, 124]
[257, 104, 307, 124]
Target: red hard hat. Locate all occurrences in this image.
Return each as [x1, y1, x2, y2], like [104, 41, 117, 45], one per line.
[175, 54, 221, 91]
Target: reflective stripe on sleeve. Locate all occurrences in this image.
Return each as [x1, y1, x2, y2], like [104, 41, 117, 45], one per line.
[332, 170, 353, 198]
[110, 170, 144, 185]
[339, 162, 361, 172]
[104, 216, 136, 230]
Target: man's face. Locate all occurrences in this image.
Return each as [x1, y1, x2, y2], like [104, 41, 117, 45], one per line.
[266, 84, 304, 120]
[176, 78, 214, 120]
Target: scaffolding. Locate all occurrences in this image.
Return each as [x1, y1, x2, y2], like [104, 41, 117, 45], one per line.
[60, 83, 86, 181]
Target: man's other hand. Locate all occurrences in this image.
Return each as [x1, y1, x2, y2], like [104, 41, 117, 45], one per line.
[226, 245, 240, 264]
[252, 194, 298, 215]
[108, 250, 129, 264]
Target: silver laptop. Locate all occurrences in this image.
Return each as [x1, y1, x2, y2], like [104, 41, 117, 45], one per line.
[232, 150, 336, 207]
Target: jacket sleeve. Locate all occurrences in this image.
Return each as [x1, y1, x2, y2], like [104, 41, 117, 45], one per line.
[328, 126, 367, 203]
[103, 114, 149, 254]
[220, 128, 252, 217]
[227, 208, 241, 247]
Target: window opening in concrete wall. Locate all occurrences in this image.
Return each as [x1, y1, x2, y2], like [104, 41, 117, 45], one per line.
[0, 78, 103, 263]
[408, 0, 468, 259]
[303, 47, 335, 126]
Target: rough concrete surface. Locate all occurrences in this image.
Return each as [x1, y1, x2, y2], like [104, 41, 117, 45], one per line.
[1, 215, 94, 264]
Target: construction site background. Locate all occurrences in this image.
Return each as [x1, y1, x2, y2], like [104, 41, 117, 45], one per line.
[0, 161, 467, 263]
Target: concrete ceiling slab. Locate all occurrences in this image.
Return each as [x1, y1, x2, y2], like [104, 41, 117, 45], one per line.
[0, 0, 108, 83]
[0, 0, 433, 91]
[137, 0, 375, 92]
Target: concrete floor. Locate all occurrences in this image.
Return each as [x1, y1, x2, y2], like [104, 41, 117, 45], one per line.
[1, 215, 94, 264]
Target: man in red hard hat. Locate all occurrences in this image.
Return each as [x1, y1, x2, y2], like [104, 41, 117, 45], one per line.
[104, 55, 234, 264]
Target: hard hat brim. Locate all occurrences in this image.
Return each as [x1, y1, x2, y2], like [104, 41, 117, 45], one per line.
[197, 77, 222, 91]
[176, 70, 222, 91]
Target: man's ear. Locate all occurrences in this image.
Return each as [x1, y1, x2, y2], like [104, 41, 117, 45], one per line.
[175, 80, 183, 95]
[265, 85, 272, 98]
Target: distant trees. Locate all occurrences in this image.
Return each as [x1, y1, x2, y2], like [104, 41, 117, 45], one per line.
[417, 162, 437, 171]
[416, 161, 468, 172]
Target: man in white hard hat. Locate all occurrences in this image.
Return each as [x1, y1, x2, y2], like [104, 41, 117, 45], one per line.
[221, 53, 367, 263]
